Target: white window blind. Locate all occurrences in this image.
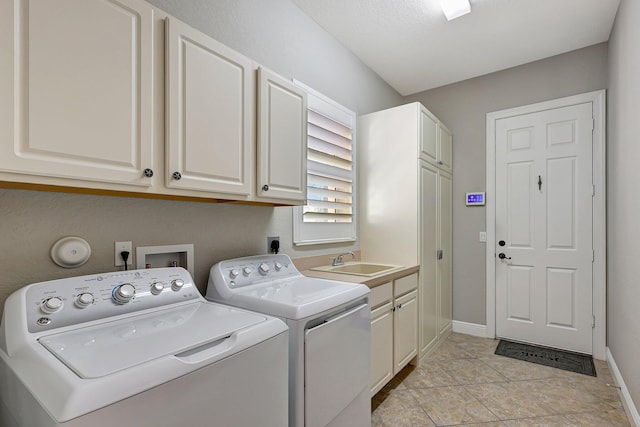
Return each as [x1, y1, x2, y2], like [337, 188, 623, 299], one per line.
[304, 109, 353, 223]
[293, 82, 357, 245]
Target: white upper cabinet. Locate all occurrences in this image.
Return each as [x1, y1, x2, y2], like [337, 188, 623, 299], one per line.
[0, 2, 307, 205]
[438, 123, 453, 174]
[165, 17, 252, 196]
[257, 67, 307, 202]
[419, 106, 452, 173]
[0, 0, 154, 186]
[420, 109, 439, 166]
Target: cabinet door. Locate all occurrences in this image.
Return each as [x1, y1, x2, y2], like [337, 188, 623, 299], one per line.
[419, 161, 439, 356]
[420, 108, 438, 165]
[439, 123, 453, 173]
[257, 67, 307, 202]
[0, 0, 154, 187]
[370, 302, 394, 396]
[393, 290, 418, 374]
[165, 17, 252, 196]
[438, 171, 453, 336]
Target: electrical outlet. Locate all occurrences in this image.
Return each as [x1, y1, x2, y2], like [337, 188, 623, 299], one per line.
[479, 232, 487, 242]
[267, 236, 280, 254]
[115, 241, 133, 267]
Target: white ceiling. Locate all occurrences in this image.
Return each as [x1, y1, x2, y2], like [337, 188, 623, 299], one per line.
[291, 0, 620, 95]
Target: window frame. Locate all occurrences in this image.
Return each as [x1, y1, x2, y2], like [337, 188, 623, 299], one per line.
[293, 81, 357, 246]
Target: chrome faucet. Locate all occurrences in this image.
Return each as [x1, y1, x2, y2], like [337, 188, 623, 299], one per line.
[331, 251, 355, 267]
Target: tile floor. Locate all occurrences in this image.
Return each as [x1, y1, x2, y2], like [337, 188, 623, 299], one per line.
[371, 333, 630, 426]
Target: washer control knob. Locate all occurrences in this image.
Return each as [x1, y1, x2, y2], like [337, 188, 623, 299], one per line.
[258, 263, 270, 275]
[229, 269, 240, 278]
[243, 267, 253, 277]
[150, 282, 164, 295]
[113, 284, 135, 304]
[75, 293, 94, 308]
[41, 297, 63, 314]
[274, 262, 283, 271]
[171, 279, 185, 292]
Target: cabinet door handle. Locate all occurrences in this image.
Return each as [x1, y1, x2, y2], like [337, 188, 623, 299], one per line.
[172, 171, 182, 181]
[143, 168, 154, 178]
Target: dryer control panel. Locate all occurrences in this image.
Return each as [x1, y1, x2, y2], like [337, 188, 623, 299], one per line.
[25, 268, 200, 332]
[210, 254, 301, 291]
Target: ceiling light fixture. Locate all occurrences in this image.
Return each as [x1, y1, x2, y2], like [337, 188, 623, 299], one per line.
[437, 0, 471, 21]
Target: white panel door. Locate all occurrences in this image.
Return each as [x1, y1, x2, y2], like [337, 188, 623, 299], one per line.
[257, 67, 307, 202]
[420, 108, 438, 164]
[393, 290, 418, 374]
[438, 171, 453, 336]
[438, 124, 453, 174]
[0, 0, 154, 186]
[165, 17, 252, 196]
[419, 161, 438, 355]
[495, 102, 593, 354]
[370, 302, 393, 396]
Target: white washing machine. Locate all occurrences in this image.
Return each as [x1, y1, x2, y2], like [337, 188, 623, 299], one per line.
[0, 267, 288, 427]
[207, 254, 371, 427]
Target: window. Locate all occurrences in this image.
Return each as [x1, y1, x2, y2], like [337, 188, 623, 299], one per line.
[293, 82, 357, 245]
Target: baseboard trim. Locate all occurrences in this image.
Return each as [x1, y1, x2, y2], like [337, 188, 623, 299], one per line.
[607, 347, 640, 427]
[452, 321, 488, 338]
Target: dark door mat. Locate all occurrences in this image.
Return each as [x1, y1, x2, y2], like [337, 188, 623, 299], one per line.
[495, 340, 596, 377]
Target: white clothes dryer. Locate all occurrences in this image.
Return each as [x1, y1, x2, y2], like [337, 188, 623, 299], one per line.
[0, 267, 288, 427]
[207, 254, 371, 427]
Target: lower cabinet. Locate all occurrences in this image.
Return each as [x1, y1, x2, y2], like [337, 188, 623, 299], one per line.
[370, 272, 418, 397]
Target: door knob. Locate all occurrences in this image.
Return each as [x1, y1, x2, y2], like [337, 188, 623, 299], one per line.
[498, 240, 506, 246]
[498, 253, 511, 260]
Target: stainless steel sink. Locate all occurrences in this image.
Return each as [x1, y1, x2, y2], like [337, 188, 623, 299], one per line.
[310, 262, 402, 277]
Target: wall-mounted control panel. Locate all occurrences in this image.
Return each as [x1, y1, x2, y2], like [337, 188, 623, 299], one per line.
[466, 192, 485, 206]
[24, 268, 200, 332]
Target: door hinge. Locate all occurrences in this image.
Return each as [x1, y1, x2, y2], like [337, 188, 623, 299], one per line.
[592, 185, 595, 197]
[592, 118, 595, 132]
[593, 250, 595, 262]
[592, 314, 596, 329]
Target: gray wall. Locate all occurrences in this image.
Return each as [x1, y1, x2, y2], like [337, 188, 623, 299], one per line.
[0, 0, 402, 307]
[406, 43, 608, 325]
[147, 0, 402, 115]
[607, 0, 640, 411]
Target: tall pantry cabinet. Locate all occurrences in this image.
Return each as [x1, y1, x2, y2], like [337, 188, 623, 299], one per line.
[359, 102, 453, 358]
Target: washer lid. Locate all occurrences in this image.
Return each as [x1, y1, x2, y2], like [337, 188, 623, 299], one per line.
[39, 302, 267, 379]
[227, 277, 370, 319]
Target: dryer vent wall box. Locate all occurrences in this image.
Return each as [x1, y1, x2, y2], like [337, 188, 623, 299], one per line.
[136, 244, 194, 277]
[466, 192, 485, 206]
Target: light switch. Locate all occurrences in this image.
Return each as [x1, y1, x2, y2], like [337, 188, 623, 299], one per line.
[479, 232, 487, 242]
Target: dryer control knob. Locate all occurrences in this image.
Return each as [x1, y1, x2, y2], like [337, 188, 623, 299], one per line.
[41, 297, 63, 314]
[75, 293, 94, 308]
[243, 267, 253, 277]
[113, 284, 136, 304]
[171, 279, 185, 292]
[229, 269, 240, 278]
[150, 282, 164, 295]
[259, 263, 270, 275]
[274, 262, 283, 271]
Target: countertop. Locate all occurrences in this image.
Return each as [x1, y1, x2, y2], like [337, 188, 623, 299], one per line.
[302, 264, 419, 289]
